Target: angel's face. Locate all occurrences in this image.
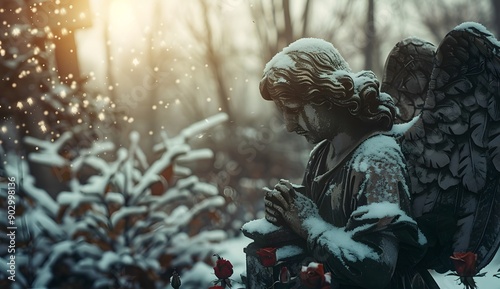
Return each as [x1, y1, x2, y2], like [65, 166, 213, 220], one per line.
[275, 98, 333, 144]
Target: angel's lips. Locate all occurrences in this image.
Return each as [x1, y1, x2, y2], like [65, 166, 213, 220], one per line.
[295, 130, 308, 136]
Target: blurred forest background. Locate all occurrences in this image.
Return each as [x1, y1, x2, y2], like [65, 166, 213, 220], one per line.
[1, 0, 500, 288]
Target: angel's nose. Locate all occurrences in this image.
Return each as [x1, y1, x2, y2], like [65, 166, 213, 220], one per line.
[283, 113, 299, 132]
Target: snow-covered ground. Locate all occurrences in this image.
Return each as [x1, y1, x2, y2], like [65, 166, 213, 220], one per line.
[174, 234, 500, 289]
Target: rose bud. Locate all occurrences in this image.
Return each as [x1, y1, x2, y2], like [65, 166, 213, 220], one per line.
[279, 266, 291, 284]
[213, 254, 234, 280]
[170, 270, 181, 289]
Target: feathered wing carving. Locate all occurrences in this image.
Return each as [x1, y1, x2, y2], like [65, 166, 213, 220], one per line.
[382, 37, 436, 123]
[385, 22, 500, 273]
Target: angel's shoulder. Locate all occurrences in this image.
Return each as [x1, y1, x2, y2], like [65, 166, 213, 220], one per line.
[355, 134, 402, 159]
[351, 134, 405, 174]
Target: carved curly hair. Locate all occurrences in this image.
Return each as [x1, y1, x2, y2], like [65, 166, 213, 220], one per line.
[260, 38, 396, 132]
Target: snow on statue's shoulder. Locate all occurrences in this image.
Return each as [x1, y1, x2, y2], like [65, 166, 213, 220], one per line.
[352, 134, 404, 174]
[350, 134, 410, 200]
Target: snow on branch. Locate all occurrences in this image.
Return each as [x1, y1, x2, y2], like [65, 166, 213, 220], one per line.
[176, 148, 214, 163]
[110, 206, 148, 228]
[167, 230, 228, 267]
[130, 142, 190, 199]
[3, 153, 58, 214]
[24, 131, 73, 167]
[153, 112, 228, 153]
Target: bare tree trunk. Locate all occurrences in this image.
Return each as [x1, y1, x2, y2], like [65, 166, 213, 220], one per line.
[51, 0, 91, 84]
[251, 1, 313, 63]
[250, 1, 355, 68]
[282, 0, 293, 44]
[53, 35, 80, 84]
[492, 0, 500, 36]
[301, 0, 311, 36]
[199, 0, 232, 120]
[104, 0, 117, 105]
[146, 0, 162, 157]
[364, 0, 376, 70]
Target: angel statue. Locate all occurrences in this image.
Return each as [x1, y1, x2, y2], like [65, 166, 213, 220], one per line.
[242, 22, 500, 289]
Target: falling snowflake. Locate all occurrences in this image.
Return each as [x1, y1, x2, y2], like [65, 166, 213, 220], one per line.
[11, 27, 21, 37]
[38, 121, 47, 133]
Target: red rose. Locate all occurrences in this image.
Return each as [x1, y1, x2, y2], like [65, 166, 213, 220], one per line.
[208, 286, 224, 289]
[279, 266, 291, 284]
[450, 252, 477, 277]
[299, 262, 327, 289]
[213, 256, 233, 279]
[256, 247, 277, 267]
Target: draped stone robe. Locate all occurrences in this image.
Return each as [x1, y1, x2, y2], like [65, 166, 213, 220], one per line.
[301, 134, 427, 289]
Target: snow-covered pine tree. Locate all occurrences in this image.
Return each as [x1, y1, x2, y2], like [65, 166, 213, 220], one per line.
[0, 113, 229, 289]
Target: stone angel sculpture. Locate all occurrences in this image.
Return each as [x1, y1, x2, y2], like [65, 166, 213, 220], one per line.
[242, 22, 500, 289]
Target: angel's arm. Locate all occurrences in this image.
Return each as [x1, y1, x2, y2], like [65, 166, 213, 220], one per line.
[266, 185, 403, 289]
[305, 212, 401, 289]
[303, 137, 423, 288]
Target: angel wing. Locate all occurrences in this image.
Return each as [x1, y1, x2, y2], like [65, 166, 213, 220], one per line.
[382, 37, 436, 123]
[383, 22, 500, 273]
